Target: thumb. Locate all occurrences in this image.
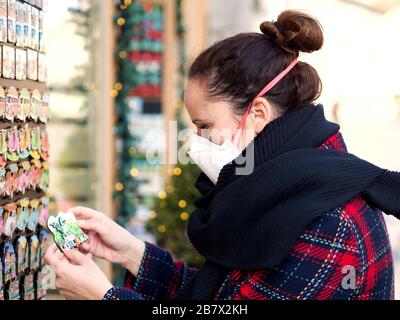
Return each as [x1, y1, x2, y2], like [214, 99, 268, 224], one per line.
[64, 249, 88, 265]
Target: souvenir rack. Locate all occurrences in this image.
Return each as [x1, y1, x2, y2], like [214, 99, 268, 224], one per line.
[0, 0, 50, 301]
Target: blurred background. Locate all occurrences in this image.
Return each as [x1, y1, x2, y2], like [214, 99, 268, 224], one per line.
[45, 0, 400, 298]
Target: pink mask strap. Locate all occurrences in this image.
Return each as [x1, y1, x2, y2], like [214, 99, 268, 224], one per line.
[232, 59, 299, 143]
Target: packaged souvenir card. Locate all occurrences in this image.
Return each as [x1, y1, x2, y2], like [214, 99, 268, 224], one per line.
[0, 0, 6, 43]
[30, 6, 38, 50]
[16, 0, 24, 47]
[3, 241, 20, 300]
[16, 48, 27, 80]
[39, 9, 44, 51]
[7, 0, 16, 43]
[27, 48, 37, 80]
[0, 254, 4, 300]
[2, 45, 16, 79]
[47, 211, 89, 253]
[38, 52, 46, 82]
[23, 3, 31, 48]
[16, 235, 28, 275]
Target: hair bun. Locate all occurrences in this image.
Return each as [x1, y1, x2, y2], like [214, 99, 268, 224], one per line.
[260, 10, 324, 54]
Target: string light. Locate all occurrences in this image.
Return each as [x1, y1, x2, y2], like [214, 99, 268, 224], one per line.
[117, 17, 126, 26]
[115, 183, 124, 191]
[173, 167, 182, 176]
[119, 51, 127, 59]
[180, 212, 189, 221]
[178, 200, 187, 208]
[114, 82, 123, 91]
[130, 168, 139, 177]
[111, 89, 119, 98]
[157, 225, 166, 233]
[158, 191, 167, 199]
[149, 211, 157, 219]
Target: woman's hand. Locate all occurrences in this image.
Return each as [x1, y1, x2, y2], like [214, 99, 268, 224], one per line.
[44, 244, 113, 300]
[70, 206, 146, 277]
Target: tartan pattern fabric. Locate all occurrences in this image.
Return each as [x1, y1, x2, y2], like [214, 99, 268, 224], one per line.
[103, 131, 394, 300]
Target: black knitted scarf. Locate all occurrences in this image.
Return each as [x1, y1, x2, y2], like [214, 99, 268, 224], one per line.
[175, 103, 400, 300]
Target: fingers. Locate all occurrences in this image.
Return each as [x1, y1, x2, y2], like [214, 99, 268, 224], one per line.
[44, 244, 63, 268]
[70, 206, 102, 220]
[64, 249, 89, 265]
[77, 218, 107, 235]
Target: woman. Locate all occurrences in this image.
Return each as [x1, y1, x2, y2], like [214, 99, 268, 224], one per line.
[45, 10, 400, 300]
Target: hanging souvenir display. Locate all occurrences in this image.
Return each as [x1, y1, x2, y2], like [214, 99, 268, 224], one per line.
[0, 1, 49, 300]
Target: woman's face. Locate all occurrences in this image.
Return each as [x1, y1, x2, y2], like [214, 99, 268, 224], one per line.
[184, 79, 279, 150]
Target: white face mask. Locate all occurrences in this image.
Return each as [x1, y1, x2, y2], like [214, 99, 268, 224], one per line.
[187, 58, 299, 185]
[187, 132, 241, 185]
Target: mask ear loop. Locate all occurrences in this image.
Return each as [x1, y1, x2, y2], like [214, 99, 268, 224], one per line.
[230, 59, 299, 148]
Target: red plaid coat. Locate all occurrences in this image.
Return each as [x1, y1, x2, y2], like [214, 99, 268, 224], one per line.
[103, 131, 394, 300]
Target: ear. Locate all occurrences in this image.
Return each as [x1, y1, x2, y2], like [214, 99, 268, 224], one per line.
[247, 97, 278, 135]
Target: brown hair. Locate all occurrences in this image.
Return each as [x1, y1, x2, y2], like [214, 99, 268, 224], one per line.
[188, 10, 324, 116]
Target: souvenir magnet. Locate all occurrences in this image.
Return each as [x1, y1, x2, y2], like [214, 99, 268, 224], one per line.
[23, 3, 31, 48]
[30, 127, 41, 160]
[39, 161, 48, 191]
[3, 241, 20, 300]
[16, 235, 28, 274]
[7, 127, 20, 162]
[47, 211, 89, 253]
[36, 265, 51, 300]
[27, 198, 39, 231]
[18, 125, 31, 160]
[0, 166, 5, 195]
[22, 273, 35, 300]
[0, 253, 4, 301]
[18, 88, 31, 122]
[38, 196, 49, 227]
[3, 203, 17, 237]
[18, 160, 30, 193]
[5, 163, 19, 197]
[29, 235, 40, 271]
[5, 87, 19, 123]
[16, 198, 29, 231]
[39, 229, 48, 269]
[30, 6, 38, 50]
